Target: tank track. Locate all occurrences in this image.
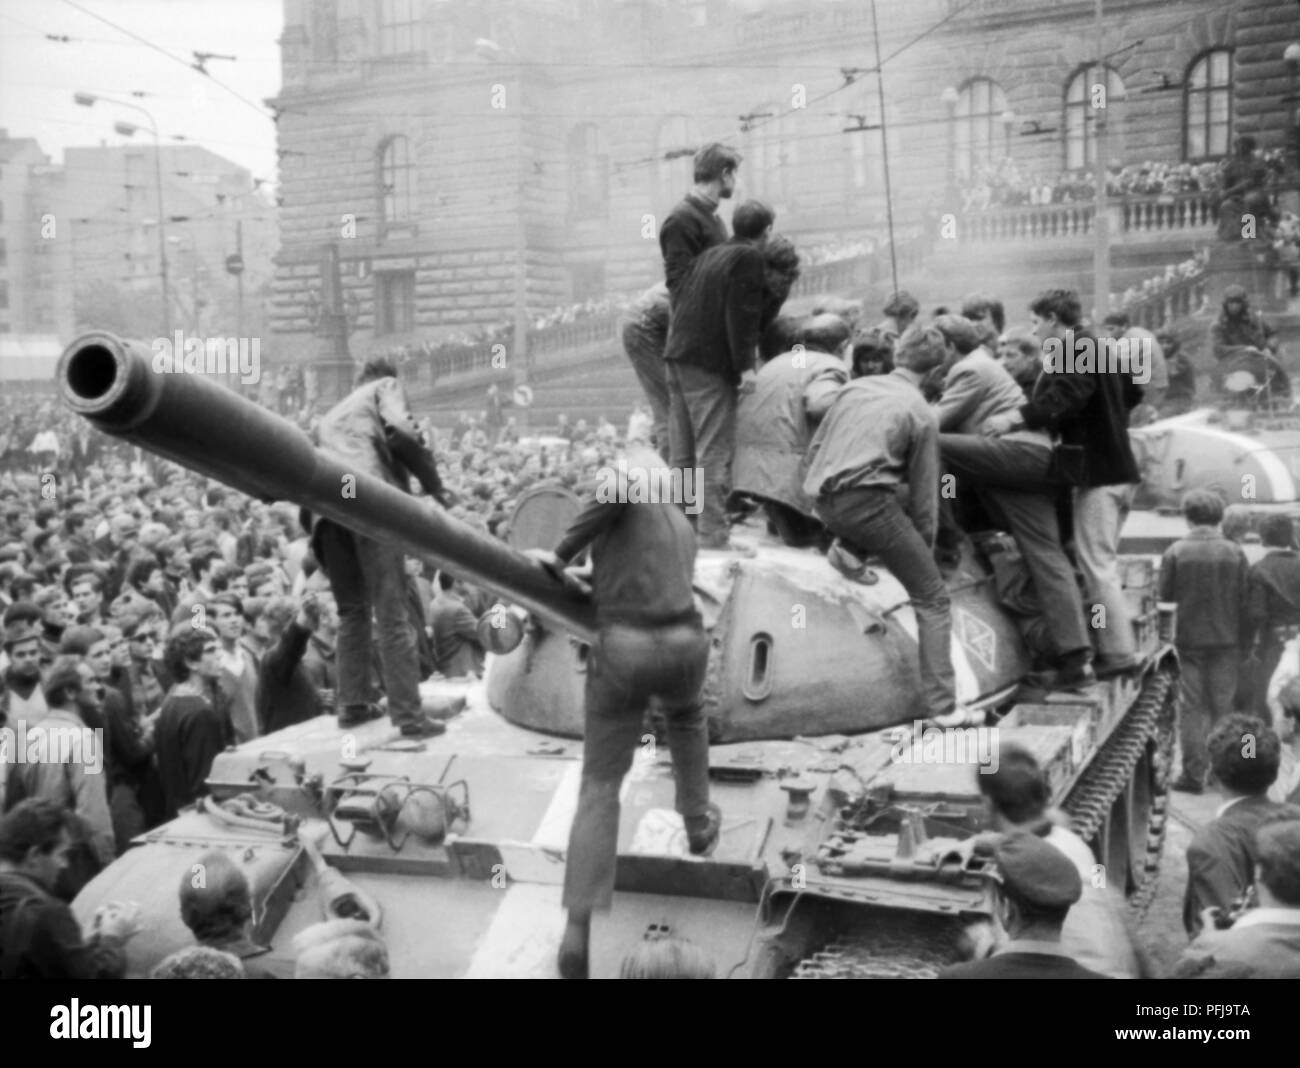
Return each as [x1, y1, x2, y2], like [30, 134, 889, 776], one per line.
[1062, 665, 1178, 916]
[788, 927, 961, 979]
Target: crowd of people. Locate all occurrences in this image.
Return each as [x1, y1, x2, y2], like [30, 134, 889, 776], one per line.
[4, 132, 1300, 979]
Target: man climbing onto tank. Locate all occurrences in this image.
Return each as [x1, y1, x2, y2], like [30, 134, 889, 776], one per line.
[527, 443, 719, 979]
[306, 355, 451, 737]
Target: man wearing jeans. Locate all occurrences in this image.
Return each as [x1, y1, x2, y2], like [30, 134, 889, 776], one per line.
[982, 288, 1144, 676]
[530, 444, 717, 979]
[310, 356, 450, 737]
[663, 201, 783, 549]
[619, 282, 672, 462]
[802, 326, 957, 721]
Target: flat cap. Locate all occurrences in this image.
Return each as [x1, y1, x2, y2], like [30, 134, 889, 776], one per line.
[932, 314, 979, 354]
[993, 829, 1082, 909]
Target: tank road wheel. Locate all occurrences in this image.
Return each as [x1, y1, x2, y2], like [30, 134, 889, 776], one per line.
[1096, 788, 1131, 901]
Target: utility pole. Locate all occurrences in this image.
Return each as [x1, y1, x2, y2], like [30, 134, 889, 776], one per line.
[869, 0, 899, 296]
[1092, 0, 1110, 319]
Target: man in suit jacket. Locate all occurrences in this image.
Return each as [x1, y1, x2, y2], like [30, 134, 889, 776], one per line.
[934, 314, 1093, 688]
[1176, 819, 1300, 978]
[938, 829, 1109, 979]
[1184, 715, 1300, 934]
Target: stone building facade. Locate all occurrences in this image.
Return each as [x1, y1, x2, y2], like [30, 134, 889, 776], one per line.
[269, 0, 1300, 380]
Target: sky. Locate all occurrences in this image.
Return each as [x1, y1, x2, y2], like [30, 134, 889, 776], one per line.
[0, 0, 283, 186]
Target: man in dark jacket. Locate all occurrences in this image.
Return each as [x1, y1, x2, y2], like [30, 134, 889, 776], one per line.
[1160, 492, 1251, 793]
[310, 356, 449, 737]
[659, 142, 739, 302]
[1183, 716, 1300, 935]
[0, 799, 139, 978]
[529, 444, 717, 980]
[1246, 515, 1300, 718]
[663, 202, 782, 548]
[257, 594, 324, 733]
[983, 288, 1143, 676]
[428, 572, 485, 678]
[937, 830, 1108, 980]
[1211, 284, 1278, 363]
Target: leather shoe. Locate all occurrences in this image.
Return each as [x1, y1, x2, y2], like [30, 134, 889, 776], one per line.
[398, 716, 448, 738]
[1095, 654, 1142, 678]
[1172, 774, 1204, 795]
[685, 803, 722, 856]
[338, 704, 384, 728]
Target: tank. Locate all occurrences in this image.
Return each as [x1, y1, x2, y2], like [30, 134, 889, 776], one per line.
[60, 332, 1179, 978]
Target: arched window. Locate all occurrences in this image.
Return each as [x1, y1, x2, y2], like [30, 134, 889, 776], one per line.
[1186, 49, 1233, 160]
[378, 135, 413, 237]
[1064, 65, 1126, 171]
[656, 115, 698, 208]
[954, 78, 1007, 181]
[567, 124, 608, 218]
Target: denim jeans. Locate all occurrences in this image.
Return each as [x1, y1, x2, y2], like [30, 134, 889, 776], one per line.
[1178, 646, 1240, 784]
[315, 520, 422, 725]
[622, 319, 671, 463]
[1075, 483, 1138, 658]
[666, 361, 736, 544]
[940, 435, 1090, 659]
[562, 619, 710, 913]
[816, 487, 956, 718]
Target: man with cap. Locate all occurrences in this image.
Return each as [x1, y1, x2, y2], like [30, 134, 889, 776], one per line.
[938, 829, 1109, 979]
[1212, 284, 1278, 364]
[802, 325, 958, 722]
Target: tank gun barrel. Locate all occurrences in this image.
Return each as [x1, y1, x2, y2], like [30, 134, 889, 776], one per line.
[57, 333, 597, 641]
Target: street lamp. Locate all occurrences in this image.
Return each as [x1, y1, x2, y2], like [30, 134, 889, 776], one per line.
[75, 91, 170, 335]
[942, 86, 959, 203]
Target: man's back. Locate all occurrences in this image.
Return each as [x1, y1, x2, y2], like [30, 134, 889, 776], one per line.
[1184, 795, 1300, 932]
[934, 350, 1030, 435]
[734, 350, 845, 513]
[663, 241, 766, 382]
[1045, 823, 1139, 978]
[155, 690, 229, 819]
[1159, 529, 1250, 648]
[939, 950, 1108, 980]
[429, 593, 484, 678]
[0, 870, 125, 979]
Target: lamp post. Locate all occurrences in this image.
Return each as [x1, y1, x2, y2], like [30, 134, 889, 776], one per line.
[75, 91, 170, 335]
[942, 86, 959, 206]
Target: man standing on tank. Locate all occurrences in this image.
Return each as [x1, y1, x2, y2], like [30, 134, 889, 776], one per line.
[308, 355, 450, 737]
[528, 444, 720, 980]
[659, 143, 740, 303]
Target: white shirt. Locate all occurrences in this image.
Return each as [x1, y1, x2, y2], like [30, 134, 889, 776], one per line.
[1231, 907, 1300, 929]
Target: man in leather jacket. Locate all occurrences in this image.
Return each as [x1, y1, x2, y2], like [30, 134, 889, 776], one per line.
[308, 356, 449, 736]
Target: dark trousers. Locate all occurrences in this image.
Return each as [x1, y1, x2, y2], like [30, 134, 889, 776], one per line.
[622, 320, 671, 463]
[666, 361, 735, 544]
[763, 500, 827, 548]
[816, 487, 956, 718]
[940, 435, 1091, 659]
[1178, 646, 1240, 785]
[315, 520, 421, 724]
[563, 619, 710, 913]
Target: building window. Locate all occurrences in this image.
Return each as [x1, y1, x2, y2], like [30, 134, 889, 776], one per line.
[378, 135, 413, 238]
[567, 124, 608, 218]
[954, 78, 1007, 180]
[0, 237, 6, 268]
[1064, 65, 1126, 171]
[378, 0, 419, 55]
[569, 263, 605, 303]
[0, 281, 8, 310]
[1186, 49, 1232, 160]
[374, 270, 414, 336]
[846, 91, 886, 196]
[655, 115, 698, 208]
[310, 0, 338, 63]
